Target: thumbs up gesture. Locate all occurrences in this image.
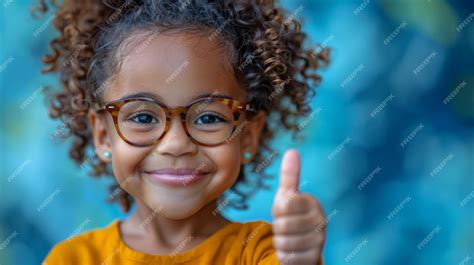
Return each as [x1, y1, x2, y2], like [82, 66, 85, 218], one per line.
[272, 150, 326, 265]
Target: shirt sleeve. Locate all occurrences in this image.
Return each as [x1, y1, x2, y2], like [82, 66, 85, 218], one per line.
[257, 253, 323, 265]
[240, 221, 323, 265]
[42, 244, 67, 265]
[239, 221, 277, 265]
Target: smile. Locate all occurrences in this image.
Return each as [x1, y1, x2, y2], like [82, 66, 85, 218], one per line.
[143, 168, 211, 186]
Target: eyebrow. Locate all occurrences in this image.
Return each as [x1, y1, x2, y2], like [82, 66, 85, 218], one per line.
[119, 91, 235, 104]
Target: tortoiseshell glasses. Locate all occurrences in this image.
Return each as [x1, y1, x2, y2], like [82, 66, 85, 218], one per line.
[95, 96, 255, 147]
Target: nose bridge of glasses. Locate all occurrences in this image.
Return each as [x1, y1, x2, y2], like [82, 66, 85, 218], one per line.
[165, 106, 191, 138]
[161, 108, 194, 144]
[166, 106, 189, 120]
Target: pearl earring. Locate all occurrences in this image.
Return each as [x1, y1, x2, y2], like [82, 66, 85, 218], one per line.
[103, 151, 111, 159]
[244, 151, 252, 160]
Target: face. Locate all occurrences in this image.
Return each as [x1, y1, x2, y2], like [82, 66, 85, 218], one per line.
[88, 30, 265, 219]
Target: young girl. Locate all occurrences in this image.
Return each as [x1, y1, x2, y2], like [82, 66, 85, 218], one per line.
[38, 0, 329, 264]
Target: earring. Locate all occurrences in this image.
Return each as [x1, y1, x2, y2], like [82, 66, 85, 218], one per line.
[244, 151, 252, 160]
[103, 151, 111, 159]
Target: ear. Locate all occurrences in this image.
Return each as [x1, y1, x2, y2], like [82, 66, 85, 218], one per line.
[240, 111, 266, 164]
[88, 110, 113, 163]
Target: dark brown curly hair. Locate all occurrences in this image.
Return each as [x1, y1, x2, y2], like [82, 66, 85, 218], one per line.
[34, 0, 329, 212]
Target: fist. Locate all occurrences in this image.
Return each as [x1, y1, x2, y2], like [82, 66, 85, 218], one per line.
[272, 150, 326, 265]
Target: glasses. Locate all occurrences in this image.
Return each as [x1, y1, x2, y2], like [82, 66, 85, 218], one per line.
[95, 96, 255, 147]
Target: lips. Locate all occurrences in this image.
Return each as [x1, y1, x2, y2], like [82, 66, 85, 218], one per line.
[143, 167, 212, 186]
[145, 168, 210, 175]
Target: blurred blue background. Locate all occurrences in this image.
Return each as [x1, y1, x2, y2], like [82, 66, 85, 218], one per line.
[1, 0, 473, 264]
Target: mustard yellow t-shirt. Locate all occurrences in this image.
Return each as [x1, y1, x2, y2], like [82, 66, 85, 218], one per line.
[43, 220, 301, 265]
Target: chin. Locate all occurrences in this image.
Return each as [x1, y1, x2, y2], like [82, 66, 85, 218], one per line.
[141, 194, 209, 220]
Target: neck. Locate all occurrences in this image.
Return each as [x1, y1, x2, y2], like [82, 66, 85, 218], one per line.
[125, 199, 230, 246]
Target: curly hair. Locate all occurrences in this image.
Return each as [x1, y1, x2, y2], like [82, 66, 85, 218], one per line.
[34, 0, 329, 212]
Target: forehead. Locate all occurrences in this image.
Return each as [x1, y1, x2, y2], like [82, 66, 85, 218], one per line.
[104, 31, 245, 105]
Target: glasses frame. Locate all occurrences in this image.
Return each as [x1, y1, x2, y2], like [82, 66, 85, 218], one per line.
[95, 96, 255, 147]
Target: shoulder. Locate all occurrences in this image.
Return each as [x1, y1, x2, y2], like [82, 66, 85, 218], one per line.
[218, 220, 273, 244]
[236, 220, 273, 244]
[43, 220, 120, 265]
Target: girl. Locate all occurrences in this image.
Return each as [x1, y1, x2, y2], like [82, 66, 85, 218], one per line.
[38, 0, 329, 264]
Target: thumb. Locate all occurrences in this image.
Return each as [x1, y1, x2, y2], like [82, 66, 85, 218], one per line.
[277, 149, 301, 195]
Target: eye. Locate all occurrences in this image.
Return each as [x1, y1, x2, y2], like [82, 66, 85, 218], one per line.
[128, 113, 158, 124]
[195, 113, 227, 125]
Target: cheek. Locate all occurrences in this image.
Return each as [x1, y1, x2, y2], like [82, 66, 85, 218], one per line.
[110, 135, 151, 192]
[203, 141, 242, 193]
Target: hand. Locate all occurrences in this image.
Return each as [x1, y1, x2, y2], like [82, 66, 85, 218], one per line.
[272, 150, 326, 265]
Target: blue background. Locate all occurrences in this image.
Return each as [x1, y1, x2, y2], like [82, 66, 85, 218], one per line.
[1, 0, 473, 264]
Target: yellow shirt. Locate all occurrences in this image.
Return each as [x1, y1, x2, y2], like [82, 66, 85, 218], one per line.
[43, 220, 303, 265]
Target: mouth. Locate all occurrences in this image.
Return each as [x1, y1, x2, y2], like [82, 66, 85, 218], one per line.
[143, 168, 212, 186]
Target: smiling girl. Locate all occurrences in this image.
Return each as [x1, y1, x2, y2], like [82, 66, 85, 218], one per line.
[38, 0, 329, 264]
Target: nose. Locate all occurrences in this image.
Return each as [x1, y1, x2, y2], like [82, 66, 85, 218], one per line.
[155, 115, 198, 157]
